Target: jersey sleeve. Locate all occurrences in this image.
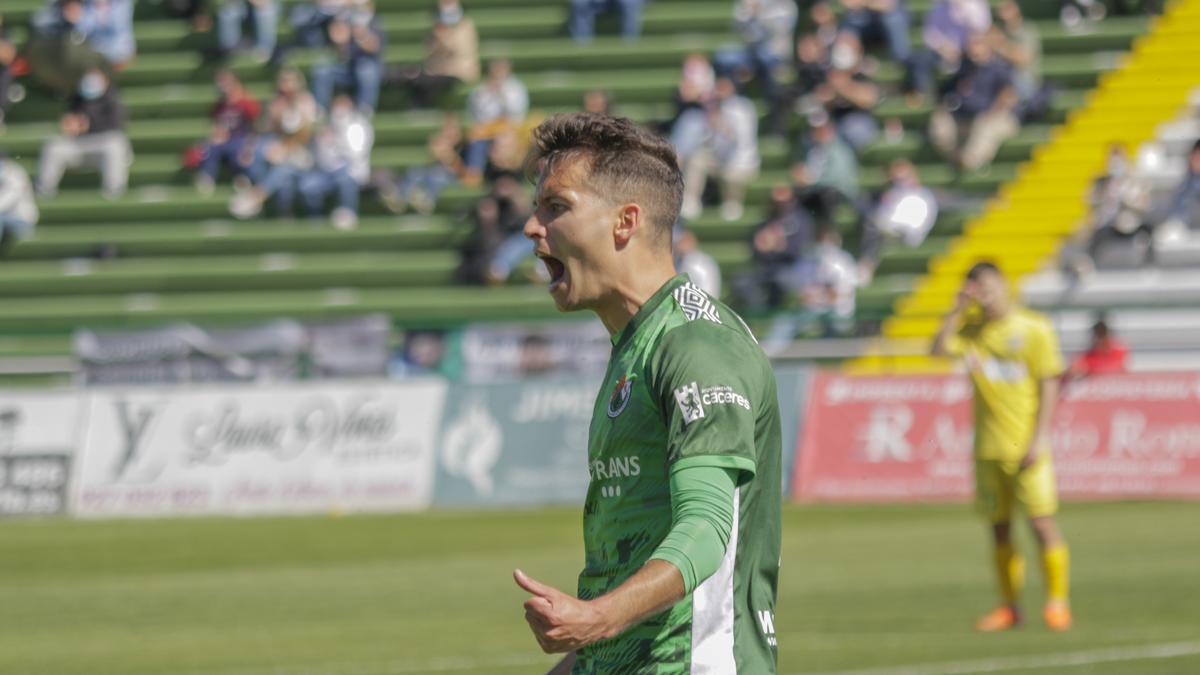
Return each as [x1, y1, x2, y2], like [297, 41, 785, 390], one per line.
[649, 322, 761, 483]
[1028, 316, 1065, 379]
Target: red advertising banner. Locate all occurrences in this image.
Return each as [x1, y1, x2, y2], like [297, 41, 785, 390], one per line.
[793, 371, 1200, 502]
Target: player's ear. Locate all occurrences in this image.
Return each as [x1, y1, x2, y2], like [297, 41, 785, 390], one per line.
[613, 203, 642, 247]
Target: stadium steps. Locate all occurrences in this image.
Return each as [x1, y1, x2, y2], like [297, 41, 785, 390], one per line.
[848, 1, 1200, 373]
[0, 0, 1142, 356]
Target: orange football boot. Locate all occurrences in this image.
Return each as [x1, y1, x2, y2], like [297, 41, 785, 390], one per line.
[1044, 601, 1073, 631]
[975, 605, 1022, 632]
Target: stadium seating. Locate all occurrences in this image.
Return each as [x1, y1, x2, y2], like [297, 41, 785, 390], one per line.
[0, 0, 1154, 384]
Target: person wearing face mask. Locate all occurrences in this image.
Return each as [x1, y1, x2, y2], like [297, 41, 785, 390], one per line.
[0, 153, 38, 256]
[817, 31, 880, 151]
[858, 158, 938, 283]
[298, 94, 375, 230]
[390, 0, 479, 109]
[193, 69, 262, 195]
[36, 68, 131, 199]
[229, 69, 318, 219]
[678, 77, 760, 222]
[928, 34, 1019, 172]
[732, 183, 815, 313]
[309, 6, 384, 115]
[713, 0, 798, 107]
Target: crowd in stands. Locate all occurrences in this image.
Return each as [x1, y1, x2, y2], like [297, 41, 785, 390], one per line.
[0, 0, 1171, 342]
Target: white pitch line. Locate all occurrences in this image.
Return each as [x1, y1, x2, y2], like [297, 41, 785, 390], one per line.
[190, 652, 549, 675]
[800, 640, 1200, 675]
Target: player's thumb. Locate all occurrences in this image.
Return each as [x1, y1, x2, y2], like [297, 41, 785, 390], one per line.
[513, 568, 555, 599]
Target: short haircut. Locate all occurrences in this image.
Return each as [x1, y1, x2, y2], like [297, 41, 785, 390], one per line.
[526, 113, 683, 244]
[966, 260, 1002, 281]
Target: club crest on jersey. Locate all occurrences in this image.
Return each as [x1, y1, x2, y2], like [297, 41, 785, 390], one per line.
[607, 374, 636, 418]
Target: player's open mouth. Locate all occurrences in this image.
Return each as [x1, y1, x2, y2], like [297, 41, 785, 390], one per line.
[540, 254, 566, 288]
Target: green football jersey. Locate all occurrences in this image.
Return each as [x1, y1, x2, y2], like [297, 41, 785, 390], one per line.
[574, 275, 782, 674]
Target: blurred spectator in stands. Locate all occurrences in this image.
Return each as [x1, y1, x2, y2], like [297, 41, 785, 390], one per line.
[481, 133, 537, 283]
[859, 158, 938, 282]
[801, 227, 858, 336]
[991, 0, 1047, 121]
[36, 68, 131, 199]
[463, 59, 528, 185]
[583, 88, 613, 115]
[911, 0, 991, 97]
[792, 112, 859, 228]
[568, 0, 644, 42]
[286, 0, 345, 52]
[311, 8, 384, 115]
[162, 0, 213, 32]
[732, 183, 815, 312]
[0, 154, 38, 256]
[760, 224, 858, 347]
[929, 35, 1019, 171]
[390, 330, 451, 378]
[661, 53, 715, 135]
[1067, 315, 1129, 378]
[817, 31, 880, 150]
[229, 69, 318, 218]
[377, 113, 466, 215]
[299, 94, 374, 229]
[840, 0, 911, 65]
[768, 32, 829, 137]
[456, 172, 532, 285]
[1063, 143, 1155, 274]
[808, 1, 840, 48]
[217, 0, 278, 62]
[678, 77, 760, 222]
[391, 0, 479, 109]
[26, 0, 110, 95]
[0, 18, 18, 131]
[1059, 0, 1107, 29]
[713, 0, 797, 106]
[193, 69, 261, 195]
[674, 227, 722, 296]
[80, 0, 135, 69]
[1155, 139, 1200, 230]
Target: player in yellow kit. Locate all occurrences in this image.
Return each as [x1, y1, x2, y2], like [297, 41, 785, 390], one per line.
[931, 261, 1072, 632]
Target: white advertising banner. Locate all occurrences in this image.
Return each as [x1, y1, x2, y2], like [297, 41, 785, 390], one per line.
[73, 380, 446, 517]
[0, 391, 86, 516]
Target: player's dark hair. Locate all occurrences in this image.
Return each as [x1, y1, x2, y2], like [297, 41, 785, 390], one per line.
[966, 260, 1002, 281]
[526, 113, 683, 245]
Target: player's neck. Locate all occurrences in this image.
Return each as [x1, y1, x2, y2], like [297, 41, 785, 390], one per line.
[593, 263, 678, 337]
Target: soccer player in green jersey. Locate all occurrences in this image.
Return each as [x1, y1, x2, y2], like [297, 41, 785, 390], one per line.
[511, 113, 782, 674]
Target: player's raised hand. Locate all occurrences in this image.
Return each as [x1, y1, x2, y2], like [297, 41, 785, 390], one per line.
[514, 569, 614, 653]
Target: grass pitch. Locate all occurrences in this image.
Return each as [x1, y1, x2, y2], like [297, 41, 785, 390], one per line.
[2, 502, 1198, 675]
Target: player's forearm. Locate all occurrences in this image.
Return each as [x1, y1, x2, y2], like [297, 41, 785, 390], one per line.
[1032, 377, 1059, 444]
[931, 309, 962, 356]
[589, 559, 686, 639]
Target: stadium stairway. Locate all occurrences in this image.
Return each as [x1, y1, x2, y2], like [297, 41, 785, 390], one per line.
[848, 0, 1200, 373]
[0, 0, 1150, 384]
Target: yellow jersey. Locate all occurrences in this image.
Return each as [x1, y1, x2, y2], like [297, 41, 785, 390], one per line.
[945, 307, 1064, 461]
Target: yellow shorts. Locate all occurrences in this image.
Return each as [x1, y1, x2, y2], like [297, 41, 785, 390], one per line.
[975, 455, 1059, 523]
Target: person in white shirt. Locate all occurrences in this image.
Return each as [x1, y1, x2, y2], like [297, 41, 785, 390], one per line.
[463, 59, 528, 184]
[0, 155, 38, 255]
[300, 94, 375, 230]
[679, 77, 760, 222]
[674, 227, 722, 297]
